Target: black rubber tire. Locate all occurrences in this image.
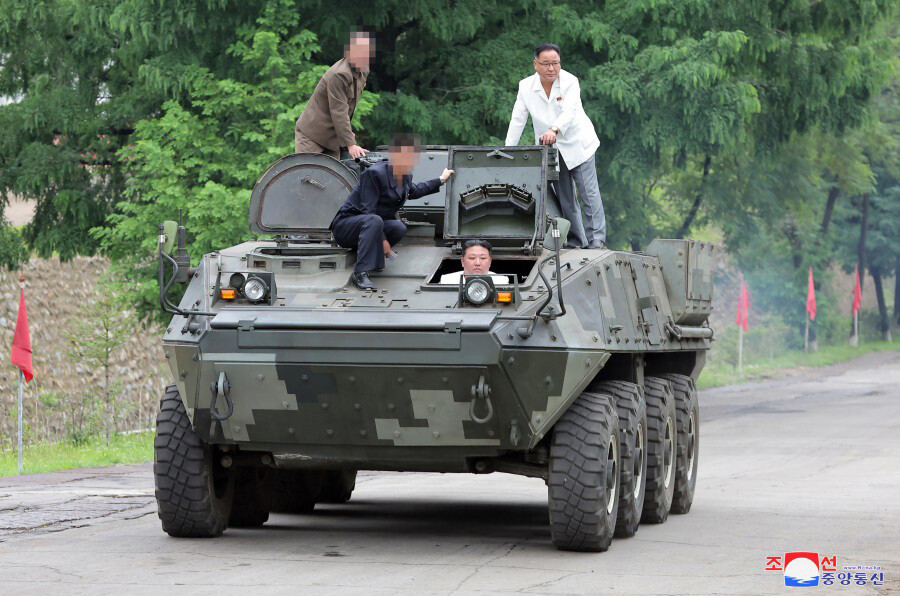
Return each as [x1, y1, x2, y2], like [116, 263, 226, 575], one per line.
[229, 466, 274, 527]
[592, 381, 648, 538]
[641, 377, 677, 524]
[660, 373, 700, 514]
[318, 470, 357, 504]
[154, 384, 234, 537]
[270, 470, 324, 513]
[548, 391, 621, 552]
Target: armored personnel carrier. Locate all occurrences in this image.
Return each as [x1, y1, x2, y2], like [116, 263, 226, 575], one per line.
[154, 144, 715, 551]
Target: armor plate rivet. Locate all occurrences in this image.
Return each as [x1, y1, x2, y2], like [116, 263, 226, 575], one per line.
[508, 357, 515, 365]
[321, 402, 329, 409]
[427, 404, 435, 412]
[288, 428, 295, 435]
[387, 403, 395, 411]
[441, 377, 448, 383]
[179, 370, 186, 378]
[282, 401, 289, 408]
[393, 431, 401, 438]
[232, 426, 240, 433]
[359, 430, 367, 437]
[257, 374, 264, 381]
[301, 374, 309, 381]
[397, 377, 404, 383]
[326, 429, 333, 436]
[354, 404, 361, 410]
[348, 376, 356, 382]
[433, 431, 440, 438]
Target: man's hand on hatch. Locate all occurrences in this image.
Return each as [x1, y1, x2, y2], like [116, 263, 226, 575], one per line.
[539, 129, 558, 145]
[348, 145, 369, 159]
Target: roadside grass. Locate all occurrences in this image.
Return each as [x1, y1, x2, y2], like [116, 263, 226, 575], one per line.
[0, 432, 154, 477]
[697, 340, 898, 390]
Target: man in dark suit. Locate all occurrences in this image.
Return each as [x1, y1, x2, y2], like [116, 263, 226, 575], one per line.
[295, 31, 373, 160]
[331, 133, 454, 290]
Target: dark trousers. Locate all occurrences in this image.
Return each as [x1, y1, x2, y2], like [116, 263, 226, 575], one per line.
[332, 214, 407, 273]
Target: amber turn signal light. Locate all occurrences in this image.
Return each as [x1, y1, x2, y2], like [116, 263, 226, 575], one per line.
[220, 288, 236, 300]
[497, 292, 513, 303]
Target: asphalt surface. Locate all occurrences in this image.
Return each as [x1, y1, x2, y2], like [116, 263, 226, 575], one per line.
[0, 351, 898, 595]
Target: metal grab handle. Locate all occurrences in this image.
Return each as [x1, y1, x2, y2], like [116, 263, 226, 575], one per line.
[210, 372, 234, 421]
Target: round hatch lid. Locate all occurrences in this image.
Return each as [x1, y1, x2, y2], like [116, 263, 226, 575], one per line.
[248, 153, 358, 236]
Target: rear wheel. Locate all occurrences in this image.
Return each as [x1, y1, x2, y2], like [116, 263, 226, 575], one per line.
[592, 381, 648, 538]
[548, 391, 620, 552]
[154, 384, 234, 537]
[641, 377, 677, 524]
[318, 470, 357, 504]
[270, 470, 324, 513]
[229, 466, 273, 527]
[660, 373, 699, 514]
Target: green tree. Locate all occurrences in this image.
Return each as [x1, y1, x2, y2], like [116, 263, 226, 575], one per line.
[94, 2, 375, 318]
[64, 276, 133, 444]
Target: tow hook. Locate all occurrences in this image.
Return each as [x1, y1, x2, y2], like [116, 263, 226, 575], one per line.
[470, 375, 494, 424]
[210, 371, 234, 421]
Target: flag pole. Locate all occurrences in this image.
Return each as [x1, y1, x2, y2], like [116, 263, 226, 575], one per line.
[17, 271, 25, 476]
[804, 315, 809, 354]
[17, 369, 24, 476]
[737, 324, 743, 375]
[851, 311, 859, 347]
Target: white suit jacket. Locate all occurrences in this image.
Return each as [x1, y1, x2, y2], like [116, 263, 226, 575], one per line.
[439, 271, 510, 285]
[504, 70, 600, 169]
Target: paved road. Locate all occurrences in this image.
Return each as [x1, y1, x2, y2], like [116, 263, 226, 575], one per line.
[1, 352, 898, 595]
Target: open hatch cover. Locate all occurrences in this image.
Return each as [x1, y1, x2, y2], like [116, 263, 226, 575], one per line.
[443, 146, 551, 251]
[248, 153, 358, 237]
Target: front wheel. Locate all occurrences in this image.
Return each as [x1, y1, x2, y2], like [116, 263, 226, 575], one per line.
[154, 384, 234, 537]
[548, 391, 621, 552]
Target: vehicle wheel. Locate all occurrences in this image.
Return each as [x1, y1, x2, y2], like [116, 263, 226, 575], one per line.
[548, 391, 621, 552]
[270, 469, 324, 513]
[229, 466, 274, 527]
[592, 381, 647, 538]
[318, 470, 357, 504]
[641, 377, 677, 524]
[154, 384, 234, 537]
[659, 373, 699, 514]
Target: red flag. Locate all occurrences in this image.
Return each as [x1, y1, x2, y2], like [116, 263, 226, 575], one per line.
[806, 267, 816, 321]
[851, 266, 862, 316]
[736, 274, 750, 332]
[10, 286, 33, 382]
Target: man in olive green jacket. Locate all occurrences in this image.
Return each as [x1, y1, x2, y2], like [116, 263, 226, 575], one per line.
[294, 31, 373, 159]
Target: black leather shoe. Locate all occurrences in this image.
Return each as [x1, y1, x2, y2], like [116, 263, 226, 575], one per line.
[563, 241, 585, 249]
[351, 272, 376, 291]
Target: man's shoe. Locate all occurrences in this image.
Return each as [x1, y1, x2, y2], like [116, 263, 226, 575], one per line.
[351, 272, 376, 291]
[563, 241, 585, 249]
[588, 241, 606, 249]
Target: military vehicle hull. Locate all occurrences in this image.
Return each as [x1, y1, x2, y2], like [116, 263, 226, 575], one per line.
[155, 146, 714, 550]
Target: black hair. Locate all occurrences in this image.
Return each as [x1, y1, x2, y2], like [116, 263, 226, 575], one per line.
[389, 132, 421, 151]
[346, 30, 374, 45]
[462, 239, 493, 256]
[534, 43, 561, 60]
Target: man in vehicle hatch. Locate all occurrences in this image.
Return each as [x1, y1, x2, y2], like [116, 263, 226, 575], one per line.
[440, 240, 510, 285]
[294, 30, 373, 160]
[504, 43, 607, 249]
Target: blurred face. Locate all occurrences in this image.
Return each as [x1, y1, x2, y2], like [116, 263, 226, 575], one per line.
[462, 245, 492, 275]
[347, 34, 374, 71]
[534, 49, 561, 84]
[388, 144, 418, 177]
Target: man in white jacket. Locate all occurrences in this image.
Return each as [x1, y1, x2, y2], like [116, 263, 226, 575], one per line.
[505, 43, 606, 249]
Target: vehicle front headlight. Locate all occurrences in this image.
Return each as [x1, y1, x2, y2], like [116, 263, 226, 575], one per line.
[465, 278, 492, 306]
[243, 277, 268, 302]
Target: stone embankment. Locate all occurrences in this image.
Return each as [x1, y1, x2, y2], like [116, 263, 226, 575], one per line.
[0, 257, 168, 447]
